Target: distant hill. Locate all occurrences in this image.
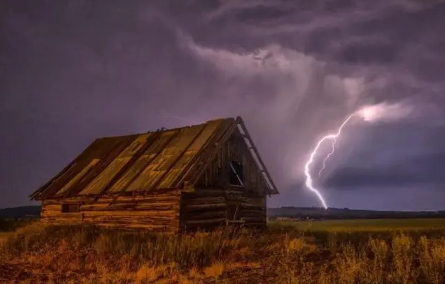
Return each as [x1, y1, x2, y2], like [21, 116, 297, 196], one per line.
[0, 206, 40, 218]
[268, 207, 445, 220]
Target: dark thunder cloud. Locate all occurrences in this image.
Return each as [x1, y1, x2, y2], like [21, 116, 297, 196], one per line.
[1, 0, 445, 210]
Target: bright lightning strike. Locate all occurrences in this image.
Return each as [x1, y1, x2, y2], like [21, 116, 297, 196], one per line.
[303, 102, 411, 209]
[304, 114, 355, 209]
[318, 115, 355, 177]
[318, 141, 335, 178]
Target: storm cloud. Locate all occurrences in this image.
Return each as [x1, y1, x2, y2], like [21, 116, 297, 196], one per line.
[1, 0, 445, 210]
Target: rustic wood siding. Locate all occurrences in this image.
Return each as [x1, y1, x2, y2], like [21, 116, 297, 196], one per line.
[181, 190, 227, 231]
[239, 195, 267, 227]
[181, 188, 267, 231]
[196, 131, 269, 195]
[41, 188, 265, 233]
[40, 190, 181, 232]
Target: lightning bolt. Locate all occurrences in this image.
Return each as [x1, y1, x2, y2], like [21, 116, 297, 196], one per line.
[318, 142, 336, 178]
[304, 114, 356, 209]
[318, 115, 355, 177]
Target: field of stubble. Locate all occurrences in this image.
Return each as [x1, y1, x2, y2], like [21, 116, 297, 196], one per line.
[1, 219, 445, 284]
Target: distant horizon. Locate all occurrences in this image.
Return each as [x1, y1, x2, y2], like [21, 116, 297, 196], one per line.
[1, 204, 443, 213]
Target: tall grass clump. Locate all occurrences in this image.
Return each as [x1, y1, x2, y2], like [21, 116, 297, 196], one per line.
[389, 234, 416, 283]
[417, 236, 445, 284]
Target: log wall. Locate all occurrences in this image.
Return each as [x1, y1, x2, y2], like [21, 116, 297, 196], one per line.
[40, 190, 181, 233]
[181, 188, 267, 231]
[40, 188, 266, 233]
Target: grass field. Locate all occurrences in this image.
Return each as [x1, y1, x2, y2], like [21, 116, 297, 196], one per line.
[0, 219, 445, 283]
[273, 218, 445, 232]
[0, 232, 9, 244]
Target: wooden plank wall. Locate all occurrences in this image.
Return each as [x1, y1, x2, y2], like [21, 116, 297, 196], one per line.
[181, 188, 267, 231]
[181, 190, 227, 231]
[239, 195, 267, 227]
[39, 188, 266, 233]
[40, 190, 181, 233]
[196, 134, 270, 195]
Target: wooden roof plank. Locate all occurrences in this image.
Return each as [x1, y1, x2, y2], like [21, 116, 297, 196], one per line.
[114, 129, 182, 195]
[169, 119, 234, 188]
[145, 123, 208, 193]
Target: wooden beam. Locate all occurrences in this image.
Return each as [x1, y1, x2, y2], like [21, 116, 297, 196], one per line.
[235, 116, 279, 195]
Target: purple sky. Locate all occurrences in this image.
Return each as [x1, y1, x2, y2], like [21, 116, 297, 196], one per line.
[1, 0, 445, 210]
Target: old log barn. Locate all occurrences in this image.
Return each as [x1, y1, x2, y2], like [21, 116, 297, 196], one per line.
[29, 117, 279, 233]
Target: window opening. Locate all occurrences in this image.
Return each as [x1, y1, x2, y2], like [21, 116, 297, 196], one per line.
[61, 204, 80, 213]
[229, 161, 244, 187]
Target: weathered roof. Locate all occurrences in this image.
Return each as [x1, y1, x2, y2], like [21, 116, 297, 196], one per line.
[30, 117, 278, 201]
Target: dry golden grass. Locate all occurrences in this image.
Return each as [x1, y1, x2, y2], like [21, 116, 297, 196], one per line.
[0, 232, 9, 242]
[0, 221, 445, 283]
[0, 232, 10, 254]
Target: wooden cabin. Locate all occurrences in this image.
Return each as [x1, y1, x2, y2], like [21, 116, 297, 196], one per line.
[29, 117, 279, 233]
